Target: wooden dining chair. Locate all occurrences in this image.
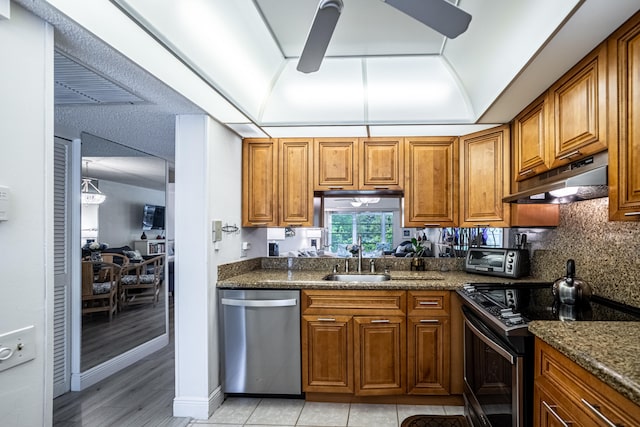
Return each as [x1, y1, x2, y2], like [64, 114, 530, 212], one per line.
[81, 261, 118, 321]
[119, 254, 165, 308]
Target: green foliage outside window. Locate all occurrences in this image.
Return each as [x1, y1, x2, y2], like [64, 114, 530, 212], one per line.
[328, 212, 393, 255]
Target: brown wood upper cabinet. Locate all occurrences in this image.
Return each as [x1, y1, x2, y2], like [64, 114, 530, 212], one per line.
[242, 138, 313, 227]
[512, 42, 608, 181]
[242, 138, 278, 227]
[608, 12, 640, 221]
[512, 94, 549, 182]
[459, 125, 511, 227]
[314, 138, 359, 190]
[547, 41, 608, 169]
[314, 137, 403, 191]
[404, 137, 458, 227]
[359, 138, 404, 190]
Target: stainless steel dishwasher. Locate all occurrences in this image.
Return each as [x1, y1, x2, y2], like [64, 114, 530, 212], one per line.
[220, 289, 301, 395]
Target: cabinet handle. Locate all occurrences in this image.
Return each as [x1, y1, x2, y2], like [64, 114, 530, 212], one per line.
[317, 318, 336, 322]
[419, 319, 439, 323]
[328, 186, 344, 190]
[519, 168, 535, 176]
[557, 150, 581, 160]
[419, 301, 439, 306]
[371, 319, 390, 323]
[374, 186, 389, 190]
[423, 223, 441, 227]
[581, 399, 620, 427]
[542, 401, 573, 427]
[623, 212, 640, 217]
[287, 223, 303, 227]
[251, 223, 267, 226]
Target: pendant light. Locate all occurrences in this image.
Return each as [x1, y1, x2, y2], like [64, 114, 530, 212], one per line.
[82, 161, 106, 204]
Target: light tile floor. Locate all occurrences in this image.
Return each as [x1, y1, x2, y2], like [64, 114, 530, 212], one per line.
[188, 397, 465, 427]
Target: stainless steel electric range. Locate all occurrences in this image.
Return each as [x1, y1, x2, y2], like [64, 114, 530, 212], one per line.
[457, 281, 640, 427]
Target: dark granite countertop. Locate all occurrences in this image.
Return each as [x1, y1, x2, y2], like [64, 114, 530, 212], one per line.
[529, 321, 640, 407]
[216, 268, 547, 290]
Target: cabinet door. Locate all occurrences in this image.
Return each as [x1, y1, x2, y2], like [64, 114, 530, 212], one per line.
[608, 13, 640, 221]
[302, 315, 353, 393]
[512, 94, 549, 181]
[548, 42, 608, 169]
[359, 138, 404, 190]
[279, 139, 313, 226]
[407, 316, 450, 395]
[314, 138, 358, 190]
[459, 125, 510, 227]
[404, 137, 458, 227]
[534, 385, 580, 427]
[242, 139, 278, 227]
[354, 316, 405, 396]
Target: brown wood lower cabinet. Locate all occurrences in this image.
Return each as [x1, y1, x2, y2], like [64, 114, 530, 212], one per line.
[354, 315, 406, 395]
[301, 289, 459, 400]
[534, 337, 640, 427]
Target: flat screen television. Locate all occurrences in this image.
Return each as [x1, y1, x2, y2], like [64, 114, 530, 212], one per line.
[142, 204, 165, 230]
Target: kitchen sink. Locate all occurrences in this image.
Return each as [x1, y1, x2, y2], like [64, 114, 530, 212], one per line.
[323, 273, 391, 282]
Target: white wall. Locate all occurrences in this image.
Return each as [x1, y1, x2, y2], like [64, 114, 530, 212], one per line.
[173, 115, 243, 419]
[0, 4, 54, 425]
[97, 180, 165, 247]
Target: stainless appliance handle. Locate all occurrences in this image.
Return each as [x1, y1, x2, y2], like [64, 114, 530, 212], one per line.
[221, 298, 297, 308]
[542, 401, 573, 427]
[463, 313, 515, 364]
[580, 399, 620, 427]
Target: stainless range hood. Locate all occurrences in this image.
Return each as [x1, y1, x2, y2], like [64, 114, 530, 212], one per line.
[503, 151, 608, 204]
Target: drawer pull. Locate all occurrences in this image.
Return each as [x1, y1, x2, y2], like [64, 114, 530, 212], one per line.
[581, 399, 620, 427]
[419, 319, 439, 323]
[557, 150, 581, 160]
[371, 319, 390, 324]
[542, 401, 573, 427]
[519, 168, 534, 176]
[328, 186, 344, 190]
[423, 223, 441, 227]
[419, 301, 439, 306]
[317, 318, 336, 322]
[623, 212, 640, 217]
[374, 186, 390, 190]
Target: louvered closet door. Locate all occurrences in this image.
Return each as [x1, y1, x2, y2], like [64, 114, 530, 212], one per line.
[53, 138, 72, 398]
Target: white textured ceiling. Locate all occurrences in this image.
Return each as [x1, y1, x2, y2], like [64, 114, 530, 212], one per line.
[14, 0, 640, 162]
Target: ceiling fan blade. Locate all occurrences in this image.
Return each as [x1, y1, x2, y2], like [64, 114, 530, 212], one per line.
[297, 0, 344, 73]
[383, 0, 471, 39]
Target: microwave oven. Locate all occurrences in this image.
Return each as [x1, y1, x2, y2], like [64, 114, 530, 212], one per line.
[465, 247, 530, 279]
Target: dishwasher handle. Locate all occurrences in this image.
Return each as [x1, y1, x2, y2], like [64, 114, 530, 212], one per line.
[221, 297, 298, 308]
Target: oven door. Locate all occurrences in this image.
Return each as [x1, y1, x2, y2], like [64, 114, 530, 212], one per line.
[462, 306, 524, 427]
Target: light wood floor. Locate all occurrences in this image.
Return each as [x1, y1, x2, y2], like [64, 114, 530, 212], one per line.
[53, 297, 189, 427]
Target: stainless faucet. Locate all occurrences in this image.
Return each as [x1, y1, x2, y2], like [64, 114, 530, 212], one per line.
[357, 235, 363, 273]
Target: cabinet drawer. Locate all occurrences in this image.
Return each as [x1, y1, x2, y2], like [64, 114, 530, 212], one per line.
[302, 290, 406, 315]
[535, 338, 640, 426]
[407, 291, 449, 316]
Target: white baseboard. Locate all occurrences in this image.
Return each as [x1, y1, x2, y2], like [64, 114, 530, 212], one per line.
[71, 334, 169, 390]
[173, 385, 223, 420]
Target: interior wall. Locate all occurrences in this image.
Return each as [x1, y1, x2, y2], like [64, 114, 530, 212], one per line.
[97, 180, 165, 248]
[173, 114, 243, 419]
[0, 4, 54, 425]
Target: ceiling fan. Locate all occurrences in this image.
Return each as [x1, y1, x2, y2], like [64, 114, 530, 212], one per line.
[297, 0, 472, 73]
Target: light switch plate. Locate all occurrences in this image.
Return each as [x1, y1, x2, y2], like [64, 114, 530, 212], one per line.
[0, 326, 36, 372]
[0, 185, 9, 221]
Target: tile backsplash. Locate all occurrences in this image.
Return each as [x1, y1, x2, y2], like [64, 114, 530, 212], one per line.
[522, 198, 640, 307]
